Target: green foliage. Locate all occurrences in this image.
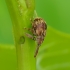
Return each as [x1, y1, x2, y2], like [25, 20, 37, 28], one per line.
[37, 26, 70, 70]
[0, 26, 70, 70]
[5, 0, 36, 70]
[0, 0, 70, 70]
[36, 0, 70, 33]
[0, 44, 16, 70]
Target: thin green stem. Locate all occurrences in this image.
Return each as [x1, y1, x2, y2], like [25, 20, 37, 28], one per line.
[5, 0, 36, 70]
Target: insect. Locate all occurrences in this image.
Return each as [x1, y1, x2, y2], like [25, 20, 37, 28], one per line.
[24, 17, 47, 57]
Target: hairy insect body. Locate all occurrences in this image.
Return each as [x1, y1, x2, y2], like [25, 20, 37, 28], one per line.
[25, 17, 47, 57]
[32, 18, 47, 36]
[32, 18, 47, 57]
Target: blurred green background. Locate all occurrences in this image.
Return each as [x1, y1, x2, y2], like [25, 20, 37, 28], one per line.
[0, 0, 70, 70]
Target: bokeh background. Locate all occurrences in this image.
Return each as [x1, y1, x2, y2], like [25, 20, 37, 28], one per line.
[0, 0, 70, 70]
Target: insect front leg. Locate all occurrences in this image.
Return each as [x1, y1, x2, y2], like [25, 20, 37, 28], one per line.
[25, 33, 36, 41]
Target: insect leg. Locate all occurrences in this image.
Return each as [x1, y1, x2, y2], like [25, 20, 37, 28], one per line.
[25, 33, 36, 40]
[34, 44, 40, 57]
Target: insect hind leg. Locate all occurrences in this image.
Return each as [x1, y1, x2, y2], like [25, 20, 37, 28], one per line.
[34, 44, 40, 57]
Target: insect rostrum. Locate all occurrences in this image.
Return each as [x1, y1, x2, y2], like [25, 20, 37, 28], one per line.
[25, 17, 47, 57]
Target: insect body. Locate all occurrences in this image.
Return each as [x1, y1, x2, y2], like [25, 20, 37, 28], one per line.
[25, 17, 47, 57]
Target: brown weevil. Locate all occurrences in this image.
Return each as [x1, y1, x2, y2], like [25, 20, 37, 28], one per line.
[24, 17, 47, 57]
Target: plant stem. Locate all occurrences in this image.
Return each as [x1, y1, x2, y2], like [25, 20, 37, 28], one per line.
[5, 0, 36, 70]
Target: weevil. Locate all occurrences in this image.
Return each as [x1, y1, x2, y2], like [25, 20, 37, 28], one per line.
[24, 17, 47, 57]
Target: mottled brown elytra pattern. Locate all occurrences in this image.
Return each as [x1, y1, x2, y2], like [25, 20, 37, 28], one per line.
[24, 17, 47, 57]
[32, 17, 47, 57]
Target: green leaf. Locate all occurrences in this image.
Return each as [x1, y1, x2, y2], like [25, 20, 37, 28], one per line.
[37, 26, 70, 70]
